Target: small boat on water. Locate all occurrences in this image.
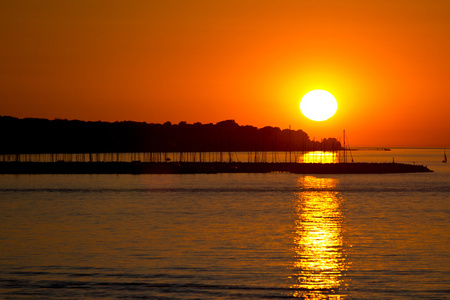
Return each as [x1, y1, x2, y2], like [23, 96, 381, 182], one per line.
[443, 149, 447, 163]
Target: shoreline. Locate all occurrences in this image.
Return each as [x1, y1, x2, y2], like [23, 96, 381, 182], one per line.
[0, 161, 432, 174]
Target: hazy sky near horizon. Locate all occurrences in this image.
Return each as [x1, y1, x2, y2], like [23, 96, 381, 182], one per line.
[1, 0, 449, 147]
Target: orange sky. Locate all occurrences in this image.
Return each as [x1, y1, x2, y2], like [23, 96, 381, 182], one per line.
[1, 0, 449, 147]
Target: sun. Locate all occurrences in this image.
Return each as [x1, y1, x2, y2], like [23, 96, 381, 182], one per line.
[300, 90, 338, 121]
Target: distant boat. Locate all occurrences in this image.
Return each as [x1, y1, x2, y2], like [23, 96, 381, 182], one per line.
[443, 149, 447, 163]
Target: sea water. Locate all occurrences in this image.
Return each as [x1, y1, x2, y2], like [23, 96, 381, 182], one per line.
[0, 149, 448, 299]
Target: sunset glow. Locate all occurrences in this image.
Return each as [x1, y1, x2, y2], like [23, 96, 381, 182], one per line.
[0, 1, 449, 146]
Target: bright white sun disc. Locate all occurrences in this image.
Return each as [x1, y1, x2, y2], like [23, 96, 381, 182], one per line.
[300, 90, 337, 121]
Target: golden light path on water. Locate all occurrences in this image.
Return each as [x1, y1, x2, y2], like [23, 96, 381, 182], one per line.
[292, 176, 347, 299]
[300, 151, 338, 164]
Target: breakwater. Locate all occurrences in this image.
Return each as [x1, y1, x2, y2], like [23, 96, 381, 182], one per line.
[0, 161, 432, 174]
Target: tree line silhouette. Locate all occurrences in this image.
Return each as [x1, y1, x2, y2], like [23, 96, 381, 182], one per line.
[0, 116, 342, 154]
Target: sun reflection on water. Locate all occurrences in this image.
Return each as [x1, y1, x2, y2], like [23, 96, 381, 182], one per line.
[291, 176, 347, 299]
[300, 151, 338, 164]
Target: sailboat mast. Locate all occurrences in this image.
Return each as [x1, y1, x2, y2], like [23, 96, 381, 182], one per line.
[289, 125, 292, 163]
[343, 130, 346, 163]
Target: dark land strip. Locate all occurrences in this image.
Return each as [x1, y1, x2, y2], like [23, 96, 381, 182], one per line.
[0, 161, 432, 174]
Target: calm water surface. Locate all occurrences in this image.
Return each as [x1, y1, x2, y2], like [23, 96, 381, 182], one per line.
[0, 149, 449, 299]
